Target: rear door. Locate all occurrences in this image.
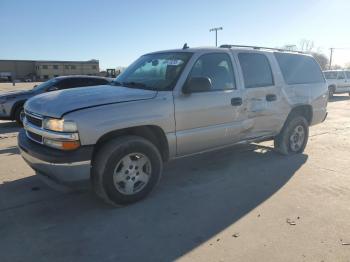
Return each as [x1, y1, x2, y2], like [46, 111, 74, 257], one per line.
[174, 52, 246, 156]
[236, 52, 285, 139]
[336, 71, 347, 92]
[344, 71, 350, 91]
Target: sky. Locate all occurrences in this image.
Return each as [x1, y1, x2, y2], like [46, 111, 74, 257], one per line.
[1, 0, 350, 69]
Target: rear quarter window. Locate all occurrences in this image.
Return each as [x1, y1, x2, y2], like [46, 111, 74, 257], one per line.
[274, 53, 325, 85]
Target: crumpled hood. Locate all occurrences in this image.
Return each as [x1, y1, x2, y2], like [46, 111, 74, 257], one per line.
[25, 85, 157, 118]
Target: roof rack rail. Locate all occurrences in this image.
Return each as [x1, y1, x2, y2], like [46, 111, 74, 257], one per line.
[220, 44, 304, 54]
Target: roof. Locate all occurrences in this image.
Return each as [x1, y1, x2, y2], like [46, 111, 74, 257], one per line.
[0, 59, 99, 64]
[148, 45, 310, 56]
[323, 69, 347, 72]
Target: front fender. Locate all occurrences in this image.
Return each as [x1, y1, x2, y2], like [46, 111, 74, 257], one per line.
[64, 92, 175, 146]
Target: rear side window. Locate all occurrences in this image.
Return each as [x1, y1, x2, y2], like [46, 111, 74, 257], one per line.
[238, 53, 274, 88]
[57, 78, 85, 89]
[275, 53, 325, 85]
[337, 72, 345, 79]
[90, 78, 109, 85]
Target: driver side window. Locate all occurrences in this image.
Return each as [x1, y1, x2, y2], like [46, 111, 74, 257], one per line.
[188, 53, 236, 91]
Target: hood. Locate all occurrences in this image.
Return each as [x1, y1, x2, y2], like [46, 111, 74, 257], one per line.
[25, 85, 157, 118]
[0, 89, 33, 98]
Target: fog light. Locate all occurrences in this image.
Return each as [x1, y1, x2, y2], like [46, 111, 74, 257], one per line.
[43, 138, 80, 150]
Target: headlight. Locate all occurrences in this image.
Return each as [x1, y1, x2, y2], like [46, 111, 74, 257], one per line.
[43, 118, 78, 132]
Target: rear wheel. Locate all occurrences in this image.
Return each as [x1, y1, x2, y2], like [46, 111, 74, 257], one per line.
[274, 116, 309, 155]
[91, 136, 163, 206]
[14, 106, 25, 126]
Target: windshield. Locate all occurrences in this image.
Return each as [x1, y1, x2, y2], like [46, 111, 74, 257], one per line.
[113, 52, 192, 91]
[33, 78, 58, 91]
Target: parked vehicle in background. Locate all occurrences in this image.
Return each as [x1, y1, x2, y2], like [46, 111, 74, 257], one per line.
[323, 70, 350, 98]
[0, 75, 112, 125]
[18, 46, 328, 206]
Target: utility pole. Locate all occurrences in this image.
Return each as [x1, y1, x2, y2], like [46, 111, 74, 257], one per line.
[209, 27, 223, 47]
[329, 48, 334, 70]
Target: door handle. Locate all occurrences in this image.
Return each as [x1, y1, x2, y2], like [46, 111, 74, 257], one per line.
[231, 97, 242, 106]
[266, 94, 277, 102]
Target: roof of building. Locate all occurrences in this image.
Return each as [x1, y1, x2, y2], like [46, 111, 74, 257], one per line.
[0, 59, 99, 64]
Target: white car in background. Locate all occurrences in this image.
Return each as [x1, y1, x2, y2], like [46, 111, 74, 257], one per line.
[323, 70, 350, 98]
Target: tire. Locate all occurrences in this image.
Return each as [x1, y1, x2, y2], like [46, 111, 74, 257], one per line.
[14, 106, 25, 126]
[91, 136, 163, 206]
[328, 87, 334, 99]
[274, 116, 309, 155]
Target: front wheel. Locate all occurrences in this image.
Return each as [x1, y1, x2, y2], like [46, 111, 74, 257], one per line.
[274, 116, 309, 155]
[328, 87, 334, 99]
[91, 136, 163, 206]
[14, 106, 25, 126]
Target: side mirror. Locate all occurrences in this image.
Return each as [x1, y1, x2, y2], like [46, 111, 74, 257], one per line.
[183, 77, 212, 94]
[33, 85, 38, 88]
[47, 86, 58, 92]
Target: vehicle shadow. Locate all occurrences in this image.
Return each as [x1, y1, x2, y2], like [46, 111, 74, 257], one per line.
[0, 146, 19, 156]
[0, 121, 20, 135]
[0, 144, 307, 262]
[328, 95, 350, 102]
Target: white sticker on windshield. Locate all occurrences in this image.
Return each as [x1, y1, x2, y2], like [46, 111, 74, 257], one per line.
[167, 60, 184, 66]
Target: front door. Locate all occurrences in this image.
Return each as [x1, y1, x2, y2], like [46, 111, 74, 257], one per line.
[174, 52, 245, 156]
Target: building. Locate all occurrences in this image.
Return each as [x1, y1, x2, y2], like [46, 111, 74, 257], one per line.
[0, 59, 100, 81]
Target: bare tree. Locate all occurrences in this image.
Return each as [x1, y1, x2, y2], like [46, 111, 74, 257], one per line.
[299, 39, 315, 52]
[311, 52, 328, 70]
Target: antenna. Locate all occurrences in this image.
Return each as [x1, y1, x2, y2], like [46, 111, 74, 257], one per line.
[182, 43, 189, 50]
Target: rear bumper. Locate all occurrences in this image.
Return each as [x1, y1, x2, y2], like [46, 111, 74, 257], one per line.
[18, 129, 93, 184]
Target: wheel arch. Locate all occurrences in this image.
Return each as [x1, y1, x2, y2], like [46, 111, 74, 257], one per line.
[92, 125, 170, 163]
[286, 104, 313, 125]
[10, 100, 27, 119]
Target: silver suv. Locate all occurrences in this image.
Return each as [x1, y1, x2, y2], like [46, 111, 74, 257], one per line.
[18, 46, 328, 205]
[323, 70, 350, 98]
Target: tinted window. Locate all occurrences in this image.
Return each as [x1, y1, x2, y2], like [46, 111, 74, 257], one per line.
[346, 72, 350, 79]
[87, 78, 109, 86]
[238, 53, 274, 88]
[275, 53, 325, 85]
[188, 53, 236, 91]
[324, 71, 338, 79]
[57, 78, 85, 89]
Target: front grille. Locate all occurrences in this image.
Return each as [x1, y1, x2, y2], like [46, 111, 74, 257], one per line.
[27, 130, 43, 144]
[25, 113, 42, 128]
